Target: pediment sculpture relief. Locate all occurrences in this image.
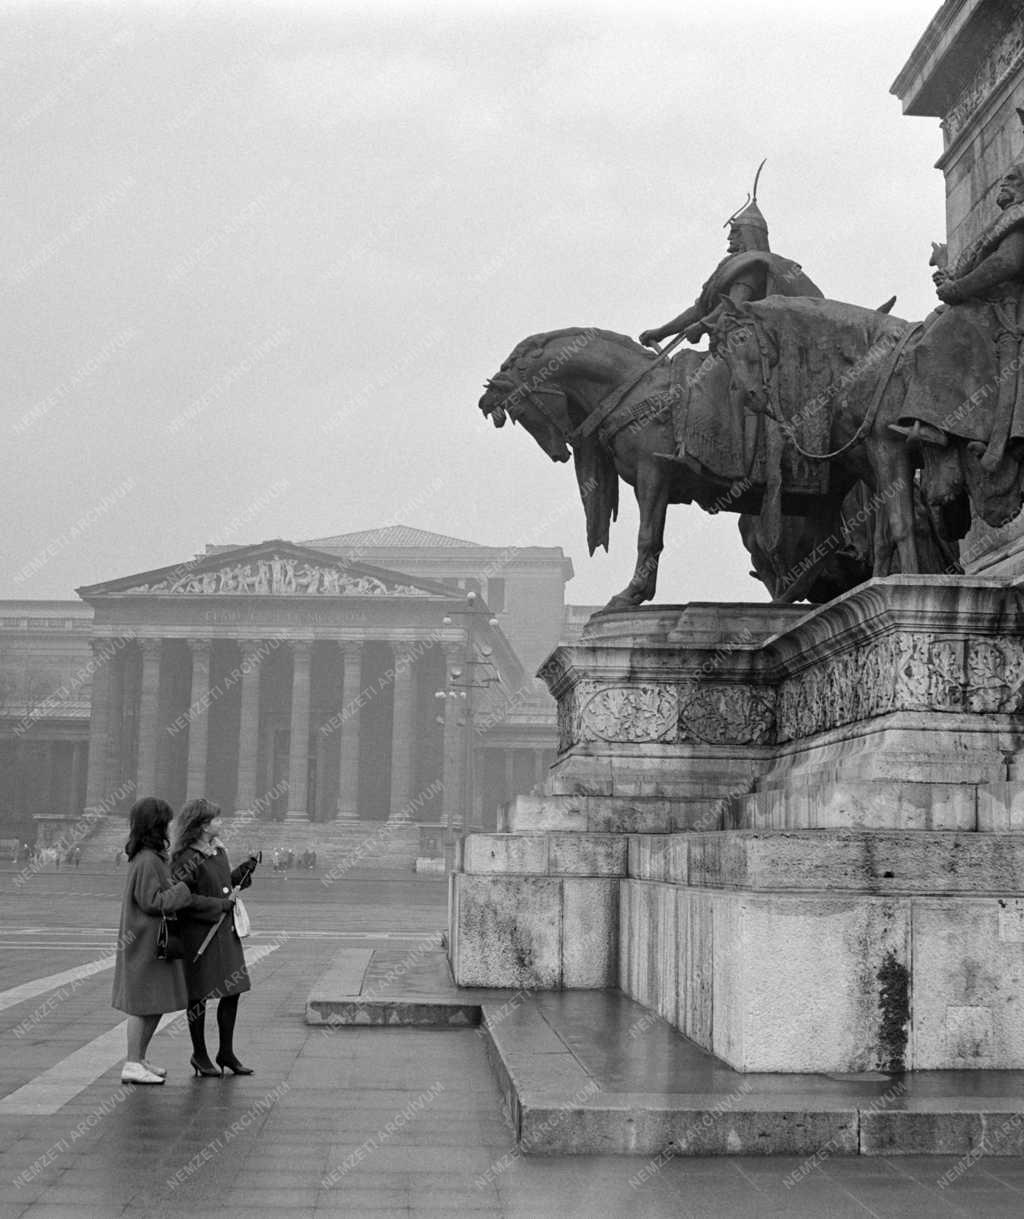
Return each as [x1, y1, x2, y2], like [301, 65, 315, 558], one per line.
[125, 556, 428, 597]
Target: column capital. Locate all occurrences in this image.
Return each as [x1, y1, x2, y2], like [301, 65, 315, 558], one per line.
[187, 637, 212, 657]
[139, 637, 162, 659]
[238, 638, 267, 662]
[337, 640, 363, 659]
[290, 637, 315, 659]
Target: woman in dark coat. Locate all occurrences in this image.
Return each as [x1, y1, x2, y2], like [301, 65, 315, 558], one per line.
[112, 796, 233, 1085]
[172, 798, 259, 1076]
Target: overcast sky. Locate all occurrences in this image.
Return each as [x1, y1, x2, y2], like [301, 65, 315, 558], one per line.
[3, 0, 948, 609]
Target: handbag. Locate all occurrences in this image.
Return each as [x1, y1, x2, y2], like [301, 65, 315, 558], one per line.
[233, 897, 251, 939]
[156, 913, 184, 961]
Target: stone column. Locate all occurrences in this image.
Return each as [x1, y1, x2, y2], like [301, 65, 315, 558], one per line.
[235, 640, 264, 816]
[389, 642, 418, 821]
[107, 645, 128, 797]
[134, 639, 162, 797]
[84, 639, 114, 813]
[336, 642, 363, 820]
[69, 740, 85, 815]
[185, 639, 212, 801]
[286, 639, 313, 820]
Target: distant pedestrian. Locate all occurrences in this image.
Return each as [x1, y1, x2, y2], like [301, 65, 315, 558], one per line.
[72, 845, 82, 868]
[111, 796, 232, 1085]
[172, 798, 259, 1078]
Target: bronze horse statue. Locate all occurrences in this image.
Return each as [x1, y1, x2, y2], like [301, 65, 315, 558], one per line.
[480, 308, 952, 611]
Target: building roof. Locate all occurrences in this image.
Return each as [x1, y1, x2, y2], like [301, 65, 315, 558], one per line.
[303, 524, 489, 550]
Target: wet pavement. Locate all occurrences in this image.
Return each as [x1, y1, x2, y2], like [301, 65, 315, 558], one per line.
[2, 866, 1024, 1216]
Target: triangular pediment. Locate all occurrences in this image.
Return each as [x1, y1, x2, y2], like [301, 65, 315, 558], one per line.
[77, 540, 455, 600]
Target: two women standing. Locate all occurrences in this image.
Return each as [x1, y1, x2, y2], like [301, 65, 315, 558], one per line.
[111, 796, 258, 1084]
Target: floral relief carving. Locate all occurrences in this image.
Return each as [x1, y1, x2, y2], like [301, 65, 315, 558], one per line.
[965, 638, 1024, 713]
[677, 683, 775, 745]
[578, 684, 677, 743]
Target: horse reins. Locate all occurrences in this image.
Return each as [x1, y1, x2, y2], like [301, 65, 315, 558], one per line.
[486, 334, 685, 447]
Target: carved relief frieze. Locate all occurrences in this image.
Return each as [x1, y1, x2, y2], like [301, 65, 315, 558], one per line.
[942, 21, 1024, 143]
[774, 632, 1017, 741]
[558, 681, 678, 747]
[580, 683, 678, 743]
[965, 637, 1024, 713]
[677, 683, 775, 745]
[554, 627, 1024, 756]
[125, 555, 428, 597]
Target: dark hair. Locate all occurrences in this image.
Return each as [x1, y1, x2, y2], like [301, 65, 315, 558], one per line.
[124, 796, 175, 860]
[171, 797, 220, 866]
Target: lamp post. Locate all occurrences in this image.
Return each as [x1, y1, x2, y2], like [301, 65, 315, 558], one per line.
[434, 592, 500, 870]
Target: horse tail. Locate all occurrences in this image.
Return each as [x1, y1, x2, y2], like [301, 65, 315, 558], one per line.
[573, 435, 619, 554]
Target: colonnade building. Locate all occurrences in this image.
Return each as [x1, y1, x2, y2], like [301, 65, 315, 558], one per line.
[0, 526, 581, 861]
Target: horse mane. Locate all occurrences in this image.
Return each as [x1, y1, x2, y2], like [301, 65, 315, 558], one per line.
[499, 327, 654, 376]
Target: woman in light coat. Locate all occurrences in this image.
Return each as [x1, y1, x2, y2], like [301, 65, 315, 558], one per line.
[112, 796, 233, 1084]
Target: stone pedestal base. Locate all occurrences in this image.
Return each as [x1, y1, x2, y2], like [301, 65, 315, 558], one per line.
[449, 577, 1024, 1072]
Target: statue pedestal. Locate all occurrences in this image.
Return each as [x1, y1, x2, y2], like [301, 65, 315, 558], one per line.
[449, 577, 1024, 1072]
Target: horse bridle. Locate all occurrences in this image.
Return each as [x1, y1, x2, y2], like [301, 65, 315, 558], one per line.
[484, 344, 674, 448]
[483, 374, 574, 439]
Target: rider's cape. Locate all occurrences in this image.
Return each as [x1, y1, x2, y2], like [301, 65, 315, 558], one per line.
[899, 203, 1024, 450]
[698, 251, 824, 317]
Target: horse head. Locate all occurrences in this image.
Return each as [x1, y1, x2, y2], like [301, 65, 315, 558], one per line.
[480, 334, 591, 463]
[702, 297, 766, 414]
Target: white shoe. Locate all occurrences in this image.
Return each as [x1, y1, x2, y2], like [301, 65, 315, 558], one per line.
[142, 1060, 167, 1077]
[121, 1060, 164, 1085]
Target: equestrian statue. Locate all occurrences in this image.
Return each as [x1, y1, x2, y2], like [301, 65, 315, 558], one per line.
[479, 164, 1024, 611]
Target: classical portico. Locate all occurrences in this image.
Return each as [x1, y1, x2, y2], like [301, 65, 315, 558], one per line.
[76, 540, 521, 829]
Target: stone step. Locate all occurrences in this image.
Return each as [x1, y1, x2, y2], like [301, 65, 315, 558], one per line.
[480, 988, 1024, 1157]
[305, 944, 509, 1029]
[482, 990, 1024, 1156]
[499, 793, 716, 834]
[729, 779, 979, 832]
[627, 829, 1024, 894]
[305, 947, 1024, 1156]
[461, 832, 627, 876]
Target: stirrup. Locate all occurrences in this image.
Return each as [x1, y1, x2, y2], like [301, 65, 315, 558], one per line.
[888, 421, 947, 449]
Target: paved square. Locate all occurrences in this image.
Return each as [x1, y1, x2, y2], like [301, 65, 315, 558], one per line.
[3, 867, 1024, 1217]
